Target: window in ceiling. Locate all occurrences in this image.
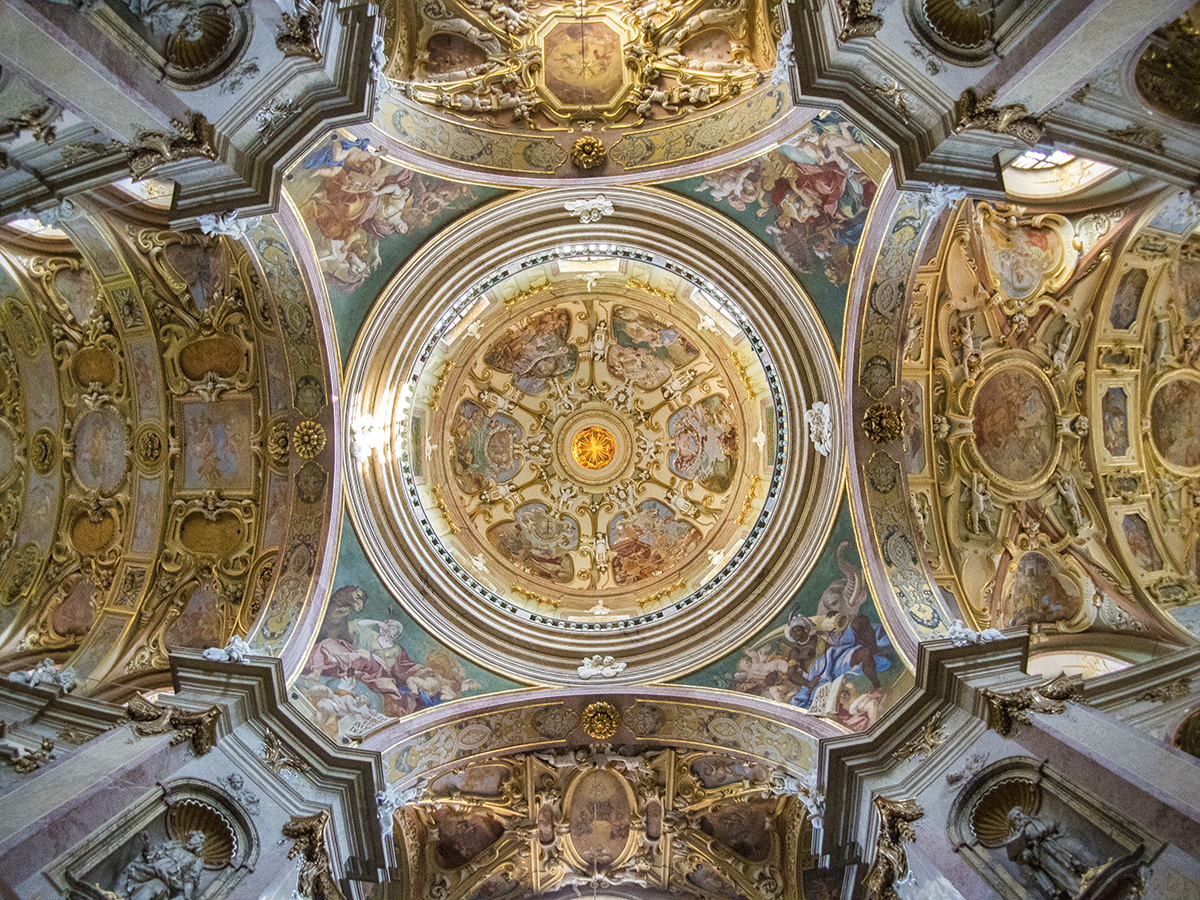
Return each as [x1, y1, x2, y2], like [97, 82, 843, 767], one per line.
[1002, 147, 1117, 199]
[1009, 148, 1077, 169]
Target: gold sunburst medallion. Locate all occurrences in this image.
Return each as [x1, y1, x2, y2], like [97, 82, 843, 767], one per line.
[571, 426, 617, 469]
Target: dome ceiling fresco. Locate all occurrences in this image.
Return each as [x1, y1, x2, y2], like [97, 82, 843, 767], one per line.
[406, 260, 778, 621]
[341, 186, 844, 686]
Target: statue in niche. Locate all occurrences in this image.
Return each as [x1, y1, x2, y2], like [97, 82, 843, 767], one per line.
[115, 830, 206, 900]
[1005, 808, 1091, 899]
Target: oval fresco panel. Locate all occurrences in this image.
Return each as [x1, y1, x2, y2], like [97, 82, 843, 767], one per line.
[52, 580, 94, 637]
[1150, 377, 1200, 469]
[1122, 514, 1162, 571]
[972, 368, 1055, 483]
[450, 399, 524, 493]
[1101, 387, 1130, 457]
[73, 408, 127, 491]
[1110, 268, 1147, 330]
[487, 501, 578, 583]
[568, 769, 631, 867]
[607, 499, 702, 585]
[1172, 249, 1200, 321]
[542, 20, 625, 107]
[668, 394, 737, 491]
[1000, 552, 1080, 628]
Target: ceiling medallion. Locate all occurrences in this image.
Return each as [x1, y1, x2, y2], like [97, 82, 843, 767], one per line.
[343, 189, 843, 683]
[570, 136, 607, 171]
[863, 403, 903, 443]
[571, 425, 617, 470]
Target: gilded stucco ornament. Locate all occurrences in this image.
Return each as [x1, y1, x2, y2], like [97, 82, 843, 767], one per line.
[863, 403, 903, 443]
[570, 136, 607, 170]
[835, 0, 883, 41]
[581, 701, 621, 739]
[982, 673, 1083, 737]
[863, 796, 923, 900]
[292, 420, 326, 459]
[30, 429, 57, 475]
[892, 711, 946, 761]
[276, 0, 323, 60]
[126, 693, 221, 755]
[283, 810, 345, 900]
[6, 736, 57, 774]
[261, 730, 310, 775]
[126, 112, 218, 181]
[954, 89, 1045, 146]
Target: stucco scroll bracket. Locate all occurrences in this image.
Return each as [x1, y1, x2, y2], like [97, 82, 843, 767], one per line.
[862, 795, 923, 900]
[981, 673, 1084, 738]
[126, 693, 221, 755]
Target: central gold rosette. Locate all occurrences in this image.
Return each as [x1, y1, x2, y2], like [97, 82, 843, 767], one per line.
[571, 425, 617, 469]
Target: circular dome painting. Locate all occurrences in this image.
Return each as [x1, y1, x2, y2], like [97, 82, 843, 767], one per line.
[1150, 374, 1200, 470]
[343, 189, 843, 683]
[409, 269, 773, 621]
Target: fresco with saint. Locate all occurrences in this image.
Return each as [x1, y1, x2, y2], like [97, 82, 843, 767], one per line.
[607, 499, 702, 585]
[668, 394, 738, 492]
[487, 501, 579, 584]
[286, 134, 487, 294]
[680, 112, 884, 299]
[606, 305, 700, 390]
[450, 399, 524, 494]
[482, 308, 578, 395]
[296, 521, 514, 743]
[680, 504, 907, 733]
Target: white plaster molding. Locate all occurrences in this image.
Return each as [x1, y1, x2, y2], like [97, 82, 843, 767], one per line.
[799, 771, 824, 829]
[804, 400, 833, 457]
[202, 634, 253, 662]
[578, 655, 626, 679]
[945, 619, 1004, 647]
[564, 195, 614, 224]
[7, 657, 77, 691]
[198, 209, 261, 240]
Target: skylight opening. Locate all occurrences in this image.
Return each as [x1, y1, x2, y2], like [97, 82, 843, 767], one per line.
[1010, 148, 1076, 170]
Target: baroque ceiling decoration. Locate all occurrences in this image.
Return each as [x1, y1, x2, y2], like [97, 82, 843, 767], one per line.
[343, 187, 844, 685]
[412, 268, 776, 621]
[846, 183, 1200, 669]
[0, 200, 336, 695]
[391, 746, 808, 899]
[374, 0, 798, 180]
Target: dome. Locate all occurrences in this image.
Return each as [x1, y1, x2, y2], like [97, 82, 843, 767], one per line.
[343, 187, 843, 683]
